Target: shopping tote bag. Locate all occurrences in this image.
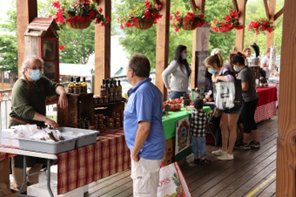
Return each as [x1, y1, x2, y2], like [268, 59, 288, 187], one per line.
[213, 79, 242, 113]
[157, 162, 192, 197]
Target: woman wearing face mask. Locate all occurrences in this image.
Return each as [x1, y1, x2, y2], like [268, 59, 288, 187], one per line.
[162, 45, 191, 99]
[9, 56, 68, 192]
[204, 53, 240, 160]
[231, 53, 260, 149]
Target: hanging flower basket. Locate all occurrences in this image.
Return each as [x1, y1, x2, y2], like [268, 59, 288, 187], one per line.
[210, 9, 244, 33]
[134, 19, 154, 30]
[248, 18, 275, 35]
[171, 9, 208, 34]
[117, 1, 162, 29]
[181, 24, 198, 31]
[67, 21, 92, 30]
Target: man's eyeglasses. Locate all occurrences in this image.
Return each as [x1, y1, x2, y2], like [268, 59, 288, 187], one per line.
[27, 66, 44, 71]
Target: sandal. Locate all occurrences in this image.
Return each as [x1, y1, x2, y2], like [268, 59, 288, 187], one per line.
[200, 158, 211, 164]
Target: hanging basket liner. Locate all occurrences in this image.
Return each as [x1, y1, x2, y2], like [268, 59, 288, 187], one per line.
[134, 19, 154, 30]
[182, 24, 197, 31]
[67, 20, 91, 30]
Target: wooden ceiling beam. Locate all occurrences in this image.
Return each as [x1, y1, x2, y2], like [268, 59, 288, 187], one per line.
[274, 7, 284, 21]
[263, 0, 270, 19]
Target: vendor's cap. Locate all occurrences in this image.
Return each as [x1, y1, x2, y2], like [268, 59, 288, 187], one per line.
[211, 48, 221, 56]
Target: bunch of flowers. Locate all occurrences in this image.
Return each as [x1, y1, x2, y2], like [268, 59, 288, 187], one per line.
[248, 19, 275, 35]
[171, 9, 207, 34]
[117, 1, 162, 29]
[210, 10, 244, 33]
[50, 0, 109, 27]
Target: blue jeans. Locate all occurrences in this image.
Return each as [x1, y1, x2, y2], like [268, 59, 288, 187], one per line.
[192, 136, 206, 158]
[169, 91, 188, 99]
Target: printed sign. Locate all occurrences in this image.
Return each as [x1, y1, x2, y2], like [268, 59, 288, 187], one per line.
[195, 26, 210, 51]
[175, 117, 190, 155]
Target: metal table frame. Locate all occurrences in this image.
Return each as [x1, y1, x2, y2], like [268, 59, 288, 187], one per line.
[0, 147, 57, 197]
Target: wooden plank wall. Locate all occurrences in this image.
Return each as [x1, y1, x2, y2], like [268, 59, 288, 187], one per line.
[276, 0, 296, 195]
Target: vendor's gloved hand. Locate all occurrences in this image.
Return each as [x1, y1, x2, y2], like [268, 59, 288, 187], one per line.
[45, 117, 59, 129]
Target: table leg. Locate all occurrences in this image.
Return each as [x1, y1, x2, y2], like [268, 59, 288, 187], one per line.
[17, 156, 27, 196]
[46, 159, 54, 197]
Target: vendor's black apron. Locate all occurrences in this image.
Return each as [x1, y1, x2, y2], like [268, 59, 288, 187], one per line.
[10, 75, 47, 168]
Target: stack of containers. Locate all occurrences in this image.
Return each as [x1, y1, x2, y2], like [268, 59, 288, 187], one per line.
[0, 129, 19, 148]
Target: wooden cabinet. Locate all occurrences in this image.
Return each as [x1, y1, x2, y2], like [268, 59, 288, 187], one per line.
[58, 93, 94, 128]
[57, 93, 125, 129]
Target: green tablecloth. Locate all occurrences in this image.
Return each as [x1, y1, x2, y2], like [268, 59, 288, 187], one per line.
[162, 106, 211, 161]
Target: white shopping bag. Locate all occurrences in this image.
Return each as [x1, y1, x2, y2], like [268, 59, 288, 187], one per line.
[157, 162, 192, 197]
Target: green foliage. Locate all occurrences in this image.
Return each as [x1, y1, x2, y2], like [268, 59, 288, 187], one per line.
[0, 35, 18, 74]
[58, 23, 95, 64]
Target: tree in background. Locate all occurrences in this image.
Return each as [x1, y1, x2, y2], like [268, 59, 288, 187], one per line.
[0, 8, 18, 75]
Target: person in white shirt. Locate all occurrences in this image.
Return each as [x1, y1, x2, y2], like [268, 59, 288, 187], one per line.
[261, 48, 271, 78]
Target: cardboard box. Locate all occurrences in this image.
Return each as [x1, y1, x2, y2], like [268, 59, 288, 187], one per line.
[0, 158, 10, 190]
[164, 138, 174, 159]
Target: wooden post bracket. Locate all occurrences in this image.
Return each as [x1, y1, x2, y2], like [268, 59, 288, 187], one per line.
[153, 0, 162, 7]
[263, 0, 270, 20]
[232, 0, 239, 13]
[189, 0, 197, 12]
[274, 7, 284, 21]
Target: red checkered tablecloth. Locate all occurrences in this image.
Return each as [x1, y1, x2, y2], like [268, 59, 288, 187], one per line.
[57, 129, 131, 195]
[0, 146, 18, 161]
[254, 86, 277, 123]
[256, 86, 277, 107]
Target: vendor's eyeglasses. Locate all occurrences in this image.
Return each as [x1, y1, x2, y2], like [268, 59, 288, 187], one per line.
[27, 66, 44, 71]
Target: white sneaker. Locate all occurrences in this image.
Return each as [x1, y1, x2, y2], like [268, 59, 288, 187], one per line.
[217, 153, 234, 160]
[211, 149, 226, 156]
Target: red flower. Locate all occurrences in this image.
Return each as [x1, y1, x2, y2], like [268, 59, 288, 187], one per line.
[99, 7, 103, 13]
[175, 27, 179, 32]
[120, 24, 124, 29]
[52, 1, 61, 8]
[89, 11, 95, 18]
[144, 11, 150, 19]
[145, 1, 150, 6]
[176, 16, 181, 22]
[132, 18, 139, 23]
[86, 17, 92, 22]
[67, 18, 75, 23]
[157, 4, 161, 9]
[184, 21, 189, 25]
[106, 16, 110, 23]
[59, 45, 65, 50]
[224, 15, 232, 21]
[261, 26, 266, 31]
[101, 23, 106, 26]
[176, 11, 180, 15]
[263, 21, 268, 26]
[230, 10, 237, 17]
[170, 14, 173, 21]
[200, 13, 204, 18]
[267, 27, 273, 33]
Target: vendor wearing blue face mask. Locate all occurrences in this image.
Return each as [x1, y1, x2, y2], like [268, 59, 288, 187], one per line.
[162, 45, 191, 99]
[231, 53, 260, 150]
[9, 56, 68, 191]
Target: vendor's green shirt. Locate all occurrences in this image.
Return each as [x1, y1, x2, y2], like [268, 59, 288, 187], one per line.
[9, 76, 61, 127]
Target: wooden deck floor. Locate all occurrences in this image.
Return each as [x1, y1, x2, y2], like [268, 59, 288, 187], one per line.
[88, 115, 278, 197]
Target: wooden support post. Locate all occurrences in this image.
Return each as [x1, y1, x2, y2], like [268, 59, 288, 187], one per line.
[266, 0, 276, 48]
[16, 0, 37, 78]
[191, 0, 206, 89]
[94, 0, 111, 95]
[155, 0, 170, 100]
[276, 0, 296, 196]
[235, 0, 247, 52]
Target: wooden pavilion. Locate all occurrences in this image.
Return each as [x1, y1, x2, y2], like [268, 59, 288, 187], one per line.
[16, 0, 295, 196]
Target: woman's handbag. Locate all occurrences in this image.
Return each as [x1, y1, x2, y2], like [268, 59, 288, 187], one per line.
[213, 79, 242, 113]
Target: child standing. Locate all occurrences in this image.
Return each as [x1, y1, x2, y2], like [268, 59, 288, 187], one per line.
[190, 98, 212, 165]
